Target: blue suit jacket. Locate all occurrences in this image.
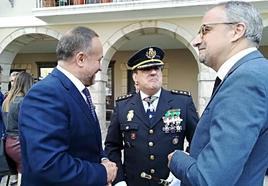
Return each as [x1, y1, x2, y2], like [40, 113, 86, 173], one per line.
[170, 50, 268, 186]
[19, 68, 107, 186]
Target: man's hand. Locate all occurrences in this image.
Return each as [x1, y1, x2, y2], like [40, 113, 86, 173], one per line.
[101, 159, 118, 185]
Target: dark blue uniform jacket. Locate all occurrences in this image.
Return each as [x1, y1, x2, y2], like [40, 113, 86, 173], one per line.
[105, 88, 199, 186]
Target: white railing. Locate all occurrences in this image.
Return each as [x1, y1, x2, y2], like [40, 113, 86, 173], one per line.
[38, 0, 137, 8]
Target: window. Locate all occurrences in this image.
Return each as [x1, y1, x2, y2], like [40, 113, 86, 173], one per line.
[36, 62, 57, 80]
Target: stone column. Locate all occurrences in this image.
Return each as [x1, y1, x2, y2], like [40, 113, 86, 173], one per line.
[89, 70, 108, 139]
[197, 63, 216, 115]
[0, 61, 12, 94]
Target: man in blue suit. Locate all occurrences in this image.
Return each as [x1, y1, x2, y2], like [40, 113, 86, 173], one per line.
[105, 46, 199, 186]
[168, 1, 268, 186]
[19, 26, 117, 186]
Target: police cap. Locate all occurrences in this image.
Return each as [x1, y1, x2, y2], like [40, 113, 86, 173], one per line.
[127, 46, 164, 70]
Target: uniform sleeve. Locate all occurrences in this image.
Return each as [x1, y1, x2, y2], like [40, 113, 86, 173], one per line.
[105, 103, 125, 184]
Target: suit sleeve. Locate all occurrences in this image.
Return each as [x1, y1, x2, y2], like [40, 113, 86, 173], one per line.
[169, 71, 267, 185]
[185, 96, 199, 152]
[19, 83, 107, 186]
[105, 103, 125, 184]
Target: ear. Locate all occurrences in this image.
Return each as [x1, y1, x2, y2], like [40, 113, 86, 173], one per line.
[132, 72, 137, 83]
[231, 23, 246, 42]
[76, 52, 85, 67]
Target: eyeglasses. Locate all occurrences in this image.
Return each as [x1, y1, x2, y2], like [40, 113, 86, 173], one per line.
[198, 22, 238, 38]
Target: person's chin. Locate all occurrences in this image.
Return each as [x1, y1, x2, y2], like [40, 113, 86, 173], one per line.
[87, 79, 95, 86]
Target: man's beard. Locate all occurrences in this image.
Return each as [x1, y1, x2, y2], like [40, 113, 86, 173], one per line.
[86, 75, 96, 87]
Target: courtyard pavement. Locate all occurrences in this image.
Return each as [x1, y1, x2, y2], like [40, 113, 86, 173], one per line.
[1, 175, 268, 186]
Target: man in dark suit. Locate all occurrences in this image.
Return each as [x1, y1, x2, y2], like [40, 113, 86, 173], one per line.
[19, 26, 117, 186]
[168, 1, 268, 186]
[105, 46, 199, 186]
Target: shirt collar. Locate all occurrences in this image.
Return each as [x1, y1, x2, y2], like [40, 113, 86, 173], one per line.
[56, 65, 85, 93]
[217, 47, 257, 80]
[140, 89, 161, 100]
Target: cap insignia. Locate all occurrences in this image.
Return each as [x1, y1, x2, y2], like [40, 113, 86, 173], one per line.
[146, 48, 156, 59]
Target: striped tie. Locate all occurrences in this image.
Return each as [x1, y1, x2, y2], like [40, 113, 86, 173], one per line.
[143, 96, 157, 123]
[82, 88, 97, 121]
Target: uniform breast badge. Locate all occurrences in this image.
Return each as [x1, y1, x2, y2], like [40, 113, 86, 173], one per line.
[162, 109, 183, 133]
[127, 110, 134, 121]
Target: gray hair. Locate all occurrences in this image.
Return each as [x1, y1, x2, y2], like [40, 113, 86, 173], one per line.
[218, 1, 263, 46]
[56, 26, 99, 61]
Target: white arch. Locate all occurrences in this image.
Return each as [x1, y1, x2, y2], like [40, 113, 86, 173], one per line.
[0, 27, 62, 92]
[102, 20, 200, 73]
[0, 27, 61, 54]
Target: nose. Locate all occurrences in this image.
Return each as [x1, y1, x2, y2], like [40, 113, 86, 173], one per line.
[191, 34, 202, 48]
[150, 69, 158, 74]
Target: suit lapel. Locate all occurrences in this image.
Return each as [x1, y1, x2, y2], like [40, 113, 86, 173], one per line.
[51, 69, 91, 119]
[51, 68, 101, 143]
[204, 50, 264, 111]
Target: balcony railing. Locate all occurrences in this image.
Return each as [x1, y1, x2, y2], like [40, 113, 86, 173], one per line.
[38, 0, 135, 8]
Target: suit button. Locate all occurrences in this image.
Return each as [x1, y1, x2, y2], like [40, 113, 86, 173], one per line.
[149, 129, 154, 134]
[149, 155, 155, 160]
[148, 142, 154, 147]
[150, 169, 155, 174]
[125, 126, 129, 130]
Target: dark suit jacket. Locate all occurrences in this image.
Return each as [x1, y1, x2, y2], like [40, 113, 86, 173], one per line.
[19, 68, 107, 186]
[105, 88, 198, 186]
[170, 50, 268, 186]
[0, 92, 4, 135]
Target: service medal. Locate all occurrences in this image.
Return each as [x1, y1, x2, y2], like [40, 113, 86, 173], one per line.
[162, 109, 183, 133]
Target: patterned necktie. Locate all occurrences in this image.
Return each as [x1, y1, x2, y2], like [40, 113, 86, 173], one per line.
[212, 77, 221, 95]
[82, 88, 97, 121]
[143, 96, 157, 123]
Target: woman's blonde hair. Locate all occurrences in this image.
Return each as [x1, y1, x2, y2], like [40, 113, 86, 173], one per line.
[2, 71, 34, 112]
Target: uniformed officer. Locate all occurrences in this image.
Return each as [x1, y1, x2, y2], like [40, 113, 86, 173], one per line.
[105, 46, 199, 186]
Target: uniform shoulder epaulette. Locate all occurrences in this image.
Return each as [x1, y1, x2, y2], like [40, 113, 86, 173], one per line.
[116, 94, 133, 101]
[171, 89, 191, 96]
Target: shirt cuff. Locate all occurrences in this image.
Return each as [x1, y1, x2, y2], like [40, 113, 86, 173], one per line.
[101, 157, 109, 162]
[114, 181, 127, 186]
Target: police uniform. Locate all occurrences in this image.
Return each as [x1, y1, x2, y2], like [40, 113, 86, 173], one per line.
[104, 47, 199, 186]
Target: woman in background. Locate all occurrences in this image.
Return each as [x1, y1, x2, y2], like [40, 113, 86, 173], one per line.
[2, 72, 34, 185]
